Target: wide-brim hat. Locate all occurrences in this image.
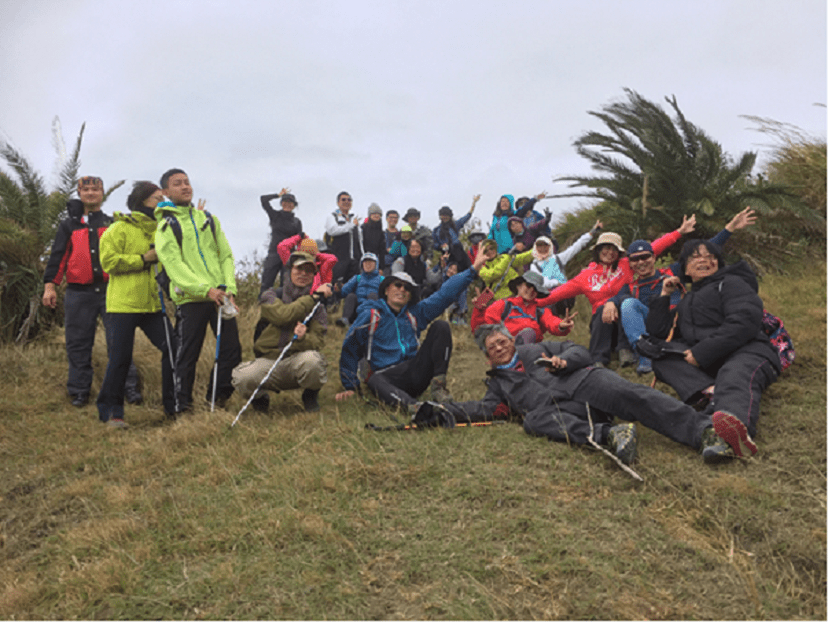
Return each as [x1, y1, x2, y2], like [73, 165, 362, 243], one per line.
[378, 272, 420, 305]
[403, 207, 421, 221]
[508, 270, 550, 296]
[591, 232, 625, 253]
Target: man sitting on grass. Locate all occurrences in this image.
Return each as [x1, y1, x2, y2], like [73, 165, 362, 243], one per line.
[335, 246, 488, 418]
[440, 324, 735, 465]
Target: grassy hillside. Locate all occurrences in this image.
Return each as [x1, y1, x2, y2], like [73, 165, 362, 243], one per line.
[0, 259, 824, 619]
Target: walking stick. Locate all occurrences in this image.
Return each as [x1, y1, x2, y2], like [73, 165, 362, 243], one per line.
[231, 299, 324, 428]
[153, 264, 176, 374]
[492, 247, 520, 293]
[356, 215, 365, 256]
[211, 304, 223, 412]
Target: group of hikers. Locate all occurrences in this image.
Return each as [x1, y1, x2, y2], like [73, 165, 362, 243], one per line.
[44, 171, 788, 467]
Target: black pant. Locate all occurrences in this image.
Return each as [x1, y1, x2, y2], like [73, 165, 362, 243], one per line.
[97, 312, 175, 420]
[64, 286, 139, 398]
[523, 368, 711, 449]
[174, 301, 242, 411]
[589, 306, 631, 365]
[652, 345, 778, 437]
[366, 321, 452, 407]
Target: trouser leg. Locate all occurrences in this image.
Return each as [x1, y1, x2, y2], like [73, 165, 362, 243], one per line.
[573, 368, 711, 449]
[205, 313, 242, 404]
[523, 401, 613, 445]
[588, 309, 614, 365]
[652, 350, 716, 403]
[232, 351, 327, 398]
[64, 287, 106, 397]
[96, 313, 138, 421]
[366, 320, 453, 407]
[341, 293, 358, 322]
[710, 352, 778, 437]
[174, 302, 212, 412]
[260, 252, 283, 295]
[620, 298, 648, 348]
[138, 312, 177, 416]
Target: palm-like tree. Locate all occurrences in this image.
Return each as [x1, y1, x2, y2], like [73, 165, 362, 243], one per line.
[0, 119, 122, 343]
[553, 89, 806, 243]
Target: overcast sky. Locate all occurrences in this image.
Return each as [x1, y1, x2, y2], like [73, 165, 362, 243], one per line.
[2, 0, 825, 261]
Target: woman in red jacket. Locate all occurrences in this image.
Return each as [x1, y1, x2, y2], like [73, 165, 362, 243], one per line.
[471, 271, 576, 344]
[536, 216, 696, 366]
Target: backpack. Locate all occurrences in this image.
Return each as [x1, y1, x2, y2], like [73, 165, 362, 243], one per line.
[154, 209, 217, 300]
[761, 310, 795, 371]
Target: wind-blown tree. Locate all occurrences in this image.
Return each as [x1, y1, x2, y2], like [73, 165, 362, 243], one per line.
[553, 89, 807, 247]
[0, 120, 123, 343]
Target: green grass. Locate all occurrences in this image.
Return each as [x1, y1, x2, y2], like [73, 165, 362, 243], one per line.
[0, 259, 824, 620]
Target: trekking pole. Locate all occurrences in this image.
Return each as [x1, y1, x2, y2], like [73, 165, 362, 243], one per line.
[230, 299, 323, 428]
[152, 263, 176, 374]
[211, 304, 223, 412]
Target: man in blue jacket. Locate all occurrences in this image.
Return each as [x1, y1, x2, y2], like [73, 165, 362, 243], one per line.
[336, 246, 487, 415]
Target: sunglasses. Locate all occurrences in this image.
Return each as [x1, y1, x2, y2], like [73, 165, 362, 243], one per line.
[629, 254, 653, 263]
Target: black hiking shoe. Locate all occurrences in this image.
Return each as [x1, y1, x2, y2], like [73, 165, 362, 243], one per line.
[251, 393, 270, 413]
[700, 427, 735, 464]
[302, 389, 320, 412]
[71, 394, 89, 407]
[607, 423, 638, 465]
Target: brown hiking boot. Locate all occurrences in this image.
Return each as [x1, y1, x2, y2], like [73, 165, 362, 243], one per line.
[429, 374, 454, 403]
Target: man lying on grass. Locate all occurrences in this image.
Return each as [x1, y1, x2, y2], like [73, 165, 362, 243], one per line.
[335, 244, 488, 418]
[440, 323, 735, 465]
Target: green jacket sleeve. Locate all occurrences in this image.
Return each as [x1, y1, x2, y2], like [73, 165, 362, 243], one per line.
[213, 216, 238, 296]
[155, 219, 211, 299]
[100, 222, 145, 275]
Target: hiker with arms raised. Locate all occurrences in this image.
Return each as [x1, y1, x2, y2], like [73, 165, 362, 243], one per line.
[336, 245, 488, 419]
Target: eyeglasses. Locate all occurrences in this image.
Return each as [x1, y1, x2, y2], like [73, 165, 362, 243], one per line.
[339, 197, 352, 203]
[485, 337, 512, 353]
[629, 254, 653, 263]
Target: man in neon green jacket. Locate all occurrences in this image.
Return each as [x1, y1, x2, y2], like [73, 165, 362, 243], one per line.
[155, 168, 241, 414]
[97, 181, 175, 426]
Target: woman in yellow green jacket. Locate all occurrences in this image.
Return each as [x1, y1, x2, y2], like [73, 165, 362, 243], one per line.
[96, 182, 175, 427]
[477, 240, 534, 300]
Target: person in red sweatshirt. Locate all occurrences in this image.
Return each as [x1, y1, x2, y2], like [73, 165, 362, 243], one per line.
[536, 215, 696, 366]
[471, 271, 577, 344]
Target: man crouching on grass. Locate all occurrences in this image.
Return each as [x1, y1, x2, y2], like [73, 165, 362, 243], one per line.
[440, 324, 736, 465]
[335, 245, 488, 418]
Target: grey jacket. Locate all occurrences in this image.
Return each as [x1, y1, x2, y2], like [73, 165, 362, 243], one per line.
[444, 341, 597, 423]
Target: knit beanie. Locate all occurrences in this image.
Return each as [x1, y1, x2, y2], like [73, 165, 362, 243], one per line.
[368, 203, 382, 216]
[299, 238, 318, 254]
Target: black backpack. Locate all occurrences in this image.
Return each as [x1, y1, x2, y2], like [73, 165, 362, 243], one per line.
[155, 210, 217, 300]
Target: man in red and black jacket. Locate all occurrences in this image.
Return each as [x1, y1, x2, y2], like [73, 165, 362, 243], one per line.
[43, 176, 141, 407]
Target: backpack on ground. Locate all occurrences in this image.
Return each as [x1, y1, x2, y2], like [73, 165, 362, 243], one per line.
[761, 310, 795, 371]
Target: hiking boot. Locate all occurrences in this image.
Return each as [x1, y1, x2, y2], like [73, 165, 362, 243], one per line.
[712, 411, 757, 458]
[607, 423, 638, 465]
[429, 374, 454, 403]
[251, 393, 270, 413]
[302, 388, 320, 412]
[618, 348, 637, 368]
[335, 317, 349, 329]
[635, 356, 653, 375]
[71, 394, 89, 407]
[125, 388, 143, 405]
[107, 418, 129, 430]
[700, 426, 735, 464]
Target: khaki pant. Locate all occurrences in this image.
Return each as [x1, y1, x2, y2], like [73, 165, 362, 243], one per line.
[232, 350, 327, 398]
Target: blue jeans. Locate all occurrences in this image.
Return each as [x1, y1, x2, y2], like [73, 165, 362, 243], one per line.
[620, 298, 649, 348]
